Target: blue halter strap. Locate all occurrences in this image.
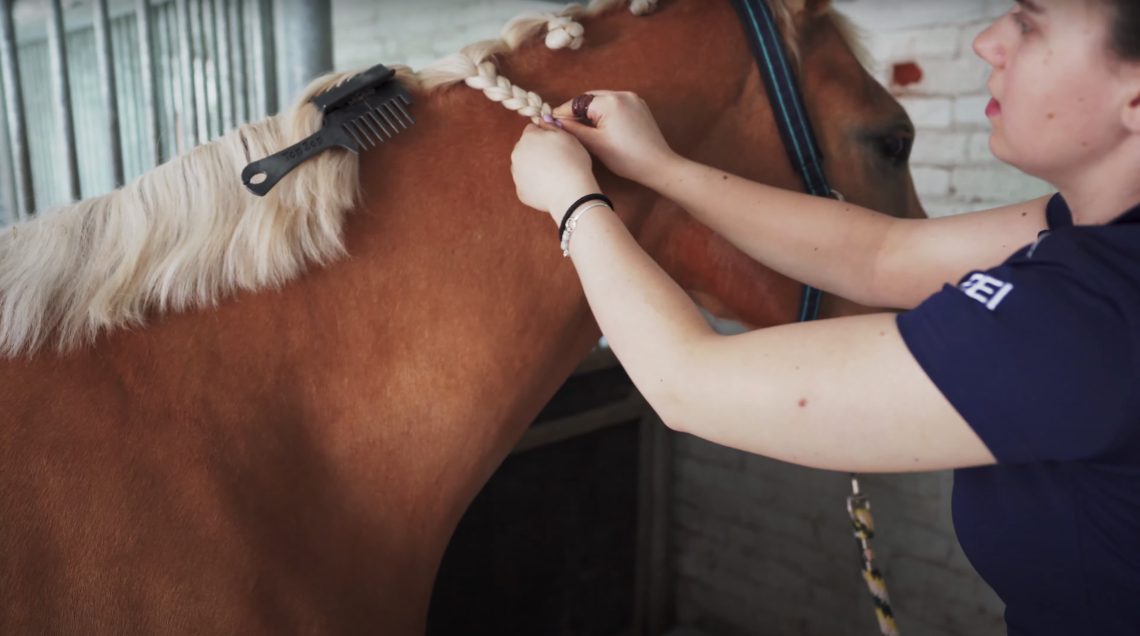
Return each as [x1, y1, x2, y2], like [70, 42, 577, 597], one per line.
[726, 3, 902, 635]
[729, 0, 830, 323]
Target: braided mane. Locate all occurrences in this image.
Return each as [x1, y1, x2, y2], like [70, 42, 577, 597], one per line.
[0, 0, 861, 357]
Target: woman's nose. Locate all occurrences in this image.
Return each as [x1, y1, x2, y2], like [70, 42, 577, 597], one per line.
[973, 19, 1005, 69]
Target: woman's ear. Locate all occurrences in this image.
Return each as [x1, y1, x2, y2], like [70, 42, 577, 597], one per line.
[1124, 90, 1140, 134]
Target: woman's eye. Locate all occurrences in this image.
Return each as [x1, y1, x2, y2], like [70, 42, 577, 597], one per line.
[1012, 10, 1033, 34]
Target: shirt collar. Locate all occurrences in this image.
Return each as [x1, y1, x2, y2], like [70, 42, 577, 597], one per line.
[1047, 193, 1140, 228]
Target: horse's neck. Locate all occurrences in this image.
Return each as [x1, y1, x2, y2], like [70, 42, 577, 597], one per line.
[484, 0, 807, 327]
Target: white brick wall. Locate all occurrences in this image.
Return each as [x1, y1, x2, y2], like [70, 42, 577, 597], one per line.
[332, 0, 561, 72]
[842, 0, 1053, 217]
[329, 2, 1036, 635]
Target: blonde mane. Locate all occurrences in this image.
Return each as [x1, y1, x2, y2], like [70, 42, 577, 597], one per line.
[0, 0, 862, 357]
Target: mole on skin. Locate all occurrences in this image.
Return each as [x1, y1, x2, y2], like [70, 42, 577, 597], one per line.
[798, 398, 808, 408]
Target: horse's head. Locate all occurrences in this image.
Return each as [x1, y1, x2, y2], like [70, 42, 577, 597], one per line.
[610, 0, 925, 327]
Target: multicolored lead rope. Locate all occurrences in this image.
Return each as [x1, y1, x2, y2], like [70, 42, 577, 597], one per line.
[848, 475, 899, 636]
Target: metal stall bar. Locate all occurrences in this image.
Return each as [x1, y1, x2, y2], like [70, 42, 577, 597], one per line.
[47, 0, 81, 200]
[158, 0, 180, 161]
[136, 0, 160, 168]
[201, 0, 217, 139]
[191, 0, 208, 144]
[274, 0, 331, 106]
[175, 0, 196, 154]
[252, 0, 276, 116]
[229, 0, 246, 123]
[94, 0, 124, 187]
[0, 0, 33, 218]
[0, 78, 11, 224]
[216, 0, 233, 131]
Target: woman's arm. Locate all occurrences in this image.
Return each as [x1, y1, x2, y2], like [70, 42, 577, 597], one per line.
[647, 156, 1051, 311]
[645, 156, 896, 308]
[567, 204, 996, 473]
[555, 92, 1050, 311]
[510, 121, 994, 472]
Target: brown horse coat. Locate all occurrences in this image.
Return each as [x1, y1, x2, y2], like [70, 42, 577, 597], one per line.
[0, 0, 922, 632]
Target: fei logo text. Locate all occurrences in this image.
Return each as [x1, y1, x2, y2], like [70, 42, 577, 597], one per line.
[959, 273, 1014, 311]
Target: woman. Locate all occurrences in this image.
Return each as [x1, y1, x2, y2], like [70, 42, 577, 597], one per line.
[510, 0, 1139, 633]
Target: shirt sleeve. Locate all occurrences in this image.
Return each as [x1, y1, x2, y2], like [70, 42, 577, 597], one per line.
[896, 252, 1135, 464]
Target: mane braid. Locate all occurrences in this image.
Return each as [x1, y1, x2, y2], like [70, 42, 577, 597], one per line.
[0, 0, 654, 358]
[0, 0, 864, 357]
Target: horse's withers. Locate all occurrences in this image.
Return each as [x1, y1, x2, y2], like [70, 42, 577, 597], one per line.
[0, 0, 924, 632]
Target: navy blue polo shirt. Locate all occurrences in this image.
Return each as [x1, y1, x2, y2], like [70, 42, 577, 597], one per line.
[897, 194, 1140, 635]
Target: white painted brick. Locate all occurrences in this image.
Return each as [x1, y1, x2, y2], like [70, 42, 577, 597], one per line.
[839, 0, 991, 31]
[954, 93, 994, 126]
[968, 131, 996, 161]
[864, 25, 961, 63]
[911, 166, 952, 197]
[898, 96, 953, 128]
[910, 130, 970, 165]
[900, 56, 990, 96]
[958, 19, 997, 56]
[920, 197, 970, 219]
[952, 165, 1053, 200]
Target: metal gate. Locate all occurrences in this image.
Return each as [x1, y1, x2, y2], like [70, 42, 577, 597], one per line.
[0, 0, 331, 225]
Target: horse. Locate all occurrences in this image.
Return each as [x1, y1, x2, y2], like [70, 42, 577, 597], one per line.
[0, 0, 923, 632]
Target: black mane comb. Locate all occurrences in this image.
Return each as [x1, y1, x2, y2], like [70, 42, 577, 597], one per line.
[241, 63, 415, 197]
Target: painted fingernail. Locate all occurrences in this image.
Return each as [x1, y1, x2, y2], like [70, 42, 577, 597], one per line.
[542, 114, 554, 123]
[554, 120, 564, 129]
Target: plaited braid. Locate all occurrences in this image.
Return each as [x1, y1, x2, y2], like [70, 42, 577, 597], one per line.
[463, 61, 553, 124]
[456, 0, 659, 125]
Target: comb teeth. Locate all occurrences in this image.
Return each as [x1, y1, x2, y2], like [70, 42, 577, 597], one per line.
[347, 120, 381, 149]
[367, 111, 394, 139]
[375, 103, 402, 134]
[356, 114, 384, 142]
[336, 95, 417, 151]
[364, 93, 414, 128]
[393, 94, 415, 125]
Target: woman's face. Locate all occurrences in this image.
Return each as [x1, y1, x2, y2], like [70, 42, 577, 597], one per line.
[974, 0, 1134, 184]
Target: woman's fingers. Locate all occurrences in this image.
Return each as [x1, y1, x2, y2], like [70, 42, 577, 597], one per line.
[552, 90, 622, 122]
[558, 117, 600, 143]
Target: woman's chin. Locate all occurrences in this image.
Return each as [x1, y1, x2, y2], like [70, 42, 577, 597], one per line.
[986, 134, 1019, 169]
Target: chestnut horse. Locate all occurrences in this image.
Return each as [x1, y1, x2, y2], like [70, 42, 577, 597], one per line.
[0, 0, 922, 632]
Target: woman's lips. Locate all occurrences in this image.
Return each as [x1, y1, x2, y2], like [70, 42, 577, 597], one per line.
[986, 97, 1002, 118]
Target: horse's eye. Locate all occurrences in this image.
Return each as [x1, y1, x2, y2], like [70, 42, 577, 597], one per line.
[880, 133, 913, 165]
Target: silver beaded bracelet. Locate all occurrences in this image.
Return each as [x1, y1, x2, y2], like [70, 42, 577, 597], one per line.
[560, 202, 612, 257]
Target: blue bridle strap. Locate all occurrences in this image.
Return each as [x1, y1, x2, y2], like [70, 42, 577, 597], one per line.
[729, 0, 830, 323]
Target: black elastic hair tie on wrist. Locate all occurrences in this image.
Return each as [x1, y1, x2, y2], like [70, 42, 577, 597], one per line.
[559, 194, 614, 238]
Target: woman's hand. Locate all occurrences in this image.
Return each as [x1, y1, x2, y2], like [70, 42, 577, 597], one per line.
[553, 91, 677, 186]
[510, 124, 601, 225]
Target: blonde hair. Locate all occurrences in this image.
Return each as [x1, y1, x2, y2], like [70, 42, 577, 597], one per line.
[0, 0, 861, 357]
